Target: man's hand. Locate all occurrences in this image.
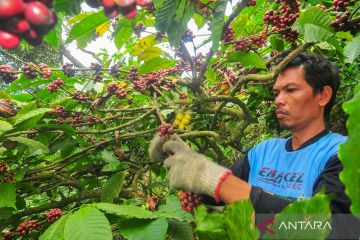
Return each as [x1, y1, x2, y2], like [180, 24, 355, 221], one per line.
[163, 135, 230, 197]
[148, 133, 169, 162]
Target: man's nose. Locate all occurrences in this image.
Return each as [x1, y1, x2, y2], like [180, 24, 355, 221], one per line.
[274, 92, 285, 107]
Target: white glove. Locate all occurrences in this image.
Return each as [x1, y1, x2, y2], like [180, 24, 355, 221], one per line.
[148, 133, 168, 162]
[163, 135, 230, 197]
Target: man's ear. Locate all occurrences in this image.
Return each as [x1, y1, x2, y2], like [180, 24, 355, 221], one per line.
[319, 86, 332, 107]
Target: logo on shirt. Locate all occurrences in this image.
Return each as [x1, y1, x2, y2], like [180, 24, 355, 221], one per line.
[258, 167, 304, 190]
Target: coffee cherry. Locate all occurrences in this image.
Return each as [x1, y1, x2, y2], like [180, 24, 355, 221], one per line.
[0, 162, 9, 173]
[21, 62, 38, 79]
[24, 1, 54, 26]
[47, 208, 63, 222]
[247, 0, 256, 6]
[177, 190, 202, 212]
[110, 62, 121, 78]
[0, 0, 25, 18]
[114, 88, 128, 99]
[0, 99, 16, 117]
[39, 63, 52, 78]
[90, 62, 102, 72]
[181, 29, 194, 42]
[0, 65, 18, 83]
[6, 17, 30, 34]
[223, 27, 234, 43]
[158, 123, 174, 138]
[180, 92, 188, 99]
[62, 63, 75, 77]
[0, 30, 20, 49]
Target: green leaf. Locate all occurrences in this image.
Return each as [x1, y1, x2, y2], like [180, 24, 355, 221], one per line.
[195, 205, 228, 240]
[293, 7, 334, 43]
[45, 14, 63, 49]
[138, 57, 175, 74]
[65, 11, 108, 44]
[167, 219, 193, 240]
[0, 120, 13, 133]
[155, 0, 178, 34]
[224, 201, 258, 240]
[211, 0, 227, 51]
[114, 17, 134, 50]
[343, 35, 360, 63]
[339, 84, 360, 216]
[157, 195, 194, 222]
[13, 167, 28, 181]
[118, 218, 168, 240]
[0, 91, 11, 100]
[7, 137, 49, 154]
[227, 51, 267, 69]
[0, 183, 16, 209]
[94, 203, 157, 219]
[205, 69, 216, 82]
[193, 13, 205, 29]
[270, 35, 284, 51]
[263, 194, 331, 239]
[138, 47, 163, 61]
[40, 213, 71, 240]
[64, 206, 112, 240]
[13, 108, 53, 126]
[175, 0, 186, 20]
[101, 172, 125, 203]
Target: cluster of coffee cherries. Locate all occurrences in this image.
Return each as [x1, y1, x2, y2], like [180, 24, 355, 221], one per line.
[181, 29, 194, 43]
[0, 0, 57, 49]
[90, 62, 103, 82]
[0, 163, 9, 173]
[3, 219, 41, 238]
[0, 163, 13, 183]
[173, 113, 191, 130]
[158, 123, 174, 138]
[263, 0, 300, 42]
[46, 208, 63, 223]
[110, 62, 122, 78]
[39, 63, 52, 78]
[332, 0, 354, 12]
[223, 27, 234, 43]
[179, 92, 188, 99]
[86, 0, 152, 19]
[234, 30, 267, 51]
[107, 82, 129, 99]
[48, 78, 64, 93]
[0, 65, 18, 83]
[177, 190, 202, 212]
[21, 62, 38, 79]
[72, 91, 89, 103]
[331, 11, 360, 34]
[62, 63, 75, 77]
[134, 22, 146, 37]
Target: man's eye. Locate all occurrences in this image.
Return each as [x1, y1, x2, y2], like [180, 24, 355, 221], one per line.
[287, 88, 296, 92]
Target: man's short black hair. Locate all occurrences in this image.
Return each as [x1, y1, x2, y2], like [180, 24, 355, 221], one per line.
[280, 52, 340, 119]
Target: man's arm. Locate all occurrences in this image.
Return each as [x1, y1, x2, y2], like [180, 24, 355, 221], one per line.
[219, 154, 352, 214]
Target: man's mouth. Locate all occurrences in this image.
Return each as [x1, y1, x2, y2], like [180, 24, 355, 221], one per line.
[276, 110, 288, 118]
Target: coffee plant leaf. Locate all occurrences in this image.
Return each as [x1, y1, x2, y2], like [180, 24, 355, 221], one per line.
[195, 205, 228, 240]
[344, 35, 360, 63]
[13, 108, 53, 126]
[40, 213, 72, 240]
[339, 83, 360, 216]
[211, 0, 227, 52]
[64, 206, 112, 240]
[101, 172, 126, 203]
[167, 219, 193, 240]
[0, 183, 16, 209]
[118, 218, 168, 240]
[94, 203, 157, 219]
[7, 137, 49, 154]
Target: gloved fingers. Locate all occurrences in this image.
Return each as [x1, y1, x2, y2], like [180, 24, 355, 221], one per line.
[149, 133, 167, 162]
[164, 156, 174, 170]
[163, 138, 188, 154]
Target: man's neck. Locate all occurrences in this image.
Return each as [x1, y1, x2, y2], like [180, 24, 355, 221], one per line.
[291, 120, 326, 150]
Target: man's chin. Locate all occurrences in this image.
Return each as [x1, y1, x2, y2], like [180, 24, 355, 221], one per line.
[279, 121, 293, 131]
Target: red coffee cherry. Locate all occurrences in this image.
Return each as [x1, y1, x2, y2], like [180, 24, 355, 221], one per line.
[0, 30, 20, 49]
[0, 0, 25, 18]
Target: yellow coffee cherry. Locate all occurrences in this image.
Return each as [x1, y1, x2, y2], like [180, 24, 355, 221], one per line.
[178, 123, 185, 130]
[173, 119, 181, 126]
[176, 113, 184, 121]
[181, 117, 190, 125]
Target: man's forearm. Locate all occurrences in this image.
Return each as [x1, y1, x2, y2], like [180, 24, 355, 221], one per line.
[218, 174, 293, 213]
[219, 174, 252, 203]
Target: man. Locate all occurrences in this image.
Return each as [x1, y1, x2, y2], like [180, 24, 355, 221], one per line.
[149, 53, 359, 238]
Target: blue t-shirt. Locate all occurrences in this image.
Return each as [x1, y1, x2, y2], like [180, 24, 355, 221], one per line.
[247, 132, 347, 200]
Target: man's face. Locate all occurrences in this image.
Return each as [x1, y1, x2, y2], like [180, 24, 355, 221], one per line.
[272, 66, 324, 131]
